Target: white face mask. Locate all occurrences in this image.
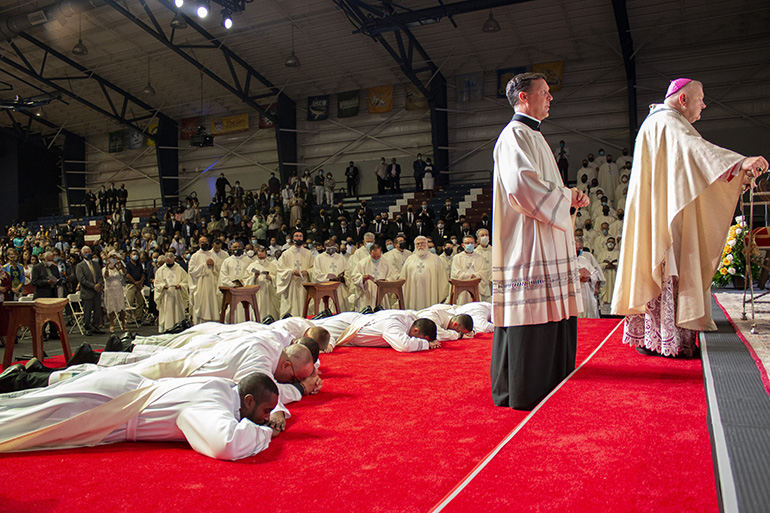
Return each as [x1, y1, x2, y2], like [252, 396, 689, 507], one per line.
[480, 236, 489, 246]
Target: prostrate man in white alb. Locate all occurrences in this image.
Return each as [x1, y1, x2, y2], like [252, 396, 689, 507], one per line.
[219, 240, 251, 323]
[153, 252, 189, 332]
[275, 229, 315, 317]
[350, 243, 396, 310]
[187, 236, 222, 324]
[490, 73, 587, 411]
[613, 78, 768, 358]
[333, 310, 439, 352]
[575, 238, 604, 319]
[401, 236, 449, 310]
[413, 304, 474, 341]
[0, 370, 280, 461]
[312, 240, 349, 312]
[451, 235, 491, 304]
[244, 247, 280, 321]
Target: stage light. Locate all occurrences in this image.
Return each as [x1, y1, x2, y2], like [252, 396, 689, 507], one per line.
[174, 0, 184, 7]
[222, 10, 233, 29]
[196, 0, 209, 18]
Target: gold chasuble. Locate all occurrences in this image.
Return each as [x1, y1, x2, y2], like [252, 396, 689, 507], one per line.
[612, 105, 744, 331]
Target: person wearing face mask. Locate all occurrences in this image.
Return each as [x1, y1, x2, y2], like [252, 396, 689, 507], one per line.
[154, 252, 189, 332]
[350, 243, 396, 310]
[598, 237, 620, 305]
[575, 238, 604, 319]
[614, 173, 630, 208]
[431, 221, 449, 248]
[578, 159, 596, 185]
[310, 240, 350, 312]
[348, 232, 375, 270]
[275, 230, 315, 317]
[188, 236, 222, 325]
[102, 252, 127, 334]
[400, 236, 449, 310]
[374, 157, 388, 194]
[615, 147, 632, 168]
[382, 236, 412, 274]
[439, 241, 455, 273]
[609, 209, 624, 240]
[473, 228, 492, 268]
[439, 200, 459, 231]
[598, 154, 620, 199]
[218, 241, 250, 323]
[595, 205, 617, 231]
[450, 235, 491, 304]
[74, 246, 104, 336]
[474, 213, 491, 234]
[244, 247, 280, 321]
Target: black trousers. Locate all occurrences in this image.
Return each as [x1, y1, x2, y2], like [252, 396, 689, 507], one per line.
[82, 294, 102, 329]
[490, 317, 577, 410]
[347, 178, 357, 197]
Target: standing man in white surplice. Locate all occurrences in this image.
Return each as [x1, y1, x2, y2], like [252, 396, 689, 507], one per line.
[490, 73, 589, 411]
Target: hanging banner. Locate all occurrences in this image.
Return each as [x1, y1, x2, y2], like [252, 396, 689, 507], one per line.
[109, 130, 126, 153]
[128, 129, 144, 150]
[404, 83, 428, 111]
[211, 113, 249, 136]
[368, 85, 393, 114]
[337, 90, 360, 118]
[533, 61, 563, 92]
[259, 104, 277, 129]
[497, 66, 528, 98]
[456, 72, 484, 102]
[180, 116, 199, 141]
[307, 95, 330, 121]
[146, 123, 158, 147]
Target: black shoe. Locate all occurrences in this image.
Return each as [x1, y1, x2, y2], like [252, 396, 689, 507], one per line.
[0, 364, 26, 393]
[105, 335, 133, 353]
[373, 305, 385, 313]
[282, 313, 293, 319]
[636, 346, 663, 357]
[65, 343, 100, 367]
[121, 332, 137, 343]
[24, 358, 54, 374]
[360, 306, 374, 315]
[262, 315, 275, 325]
[311, 309, 333, 320]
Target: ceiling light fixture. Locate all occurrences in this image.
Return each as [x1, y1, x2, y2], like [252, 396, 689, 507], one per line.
[170, 11, 187, 29]
[482, 11, 501, 33]
[33, 107, 45, 118]
[284, 24, 300, 68]
[196, 0, 209, 19]
[72, 14, 88, 56]
[174, 0, 184, 7]
[143, 58, 156, 96]
[222, 9, 233, 29]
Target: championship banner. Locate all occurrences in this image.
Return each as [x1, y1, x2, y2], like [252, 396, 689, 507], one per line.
[108, 130, 126, 153]
[368, 85, 393, 114]
[456, 72, 484, 102]
[404, 83, 428, 111]
[146, 123, 158, 147]
[533, 61, 563, 92]
[259, 104, 277, 129]
[180, 116, 199, 141]
[128, 129, 144, 150]
[497, 66, 528, 98]
[307, 95, 330, 121]
[211, 113, 249, 136]
[337, 90, 360, 118]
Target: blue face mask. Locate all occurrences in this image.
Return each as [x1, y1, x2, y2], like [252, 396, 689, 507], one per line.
[365, 242, 373, 250]
[465, 244, 474, 253]
[429, 248, 436, 254]
[576, 249, 583, 257]
[386, 244, 394, 251]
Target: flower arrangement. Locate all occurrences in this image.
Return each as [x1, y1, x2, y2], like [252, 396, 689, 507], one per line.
[713, 216, 761, 287]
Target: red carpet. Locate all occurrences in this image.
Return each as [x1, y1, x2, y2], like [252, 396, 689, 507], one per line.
[432, 324, 718, 513]
[0, 319, 619, 513]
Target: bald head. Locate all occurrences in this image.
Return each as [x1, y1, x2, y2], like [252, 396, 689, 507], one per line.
[304, 326, 330, 352]
[274, 344, 315, 384]
[295, 336, 320, 363]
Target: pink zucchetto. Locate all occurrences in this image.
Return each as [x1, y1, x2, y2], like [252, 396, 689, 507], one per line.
[666, 78, 692, 98]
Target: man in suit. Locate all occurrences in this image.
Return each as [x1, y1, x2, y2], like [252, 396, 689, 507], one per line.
[85, 189, 97, 217]
[30, 251, 63, 339]
[388, 158, 401, 193]
[353, 220, 367, 244]
[118, 206, 133, 239]
[345, 161, 359, 197]
[475, 213, 491, 233]
[166, 216, 182, 238]
[386, 214, 410, 242]
[76, 246, 105, 336]
[439, 199, 459, 231]
[431, 221, 450, 248]
[370, 214, 387, 246]
[417, 200, 435, 232]
[118, 184, 128, 208]
[97, 185, 107, 215]
[334, 219, 353, 241]
[404, 206, 417, 226]
[331, 202, 349, 223]
[413, 153, 427, 192]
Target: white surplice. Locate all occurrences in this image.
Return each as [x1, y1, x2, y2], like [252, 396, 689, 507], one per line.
[244, 257, 280, 320]
[450, 250, 491, 304]
[336, 310, 428, 352]
[275, 245, 314, 317]
[313, 252, 350, 312]
[153, 263, 189, 332]
[219, 254, 251, 322]
[187, 249, 222, 324]
[400, 252, 449, 311]
[350, 256, 396, 309]
[577, 252, 604, 318]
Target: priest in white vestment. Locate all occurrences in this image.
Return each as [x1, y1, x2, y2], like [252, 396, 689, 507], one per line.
[313, 241, 350, 312]
[347, 232, 375, 270]
[597, 156, 619, 198]
[211, 239, 230, 267]
[245, 247, 280, 321]
[490, 73, 587, 411]
[575, 238, 604, 318]
[333, 310, 439, 352]
[451, 236, 491, 304]
[350, 244, 396, 310]
[275, 230, 315, 317]
[613, 78, 768, 357]
[382, 238, 411, 275]
[154, 252, 189, 332]
[474, 229, 491, 269]
[401, 236, 449, 311]
[218, 241, 250, 323]
[597, 237, 620, 305]
[187, 236, 222, 324]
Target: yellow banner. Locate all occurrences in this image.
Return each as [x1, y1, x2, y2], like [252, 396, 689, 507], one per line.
[145, 123, 158, 147]
[533, 61, 563, 92]
[368, 85, 393, 114]
[210, 113, 250, 136]
[404, 83, 428, 111]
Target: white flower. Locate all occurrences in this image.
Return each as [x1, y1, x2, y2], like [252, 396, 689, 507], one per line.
[736, 228, 743, 235]
[726, 254, 734, 262]
[735, 215, 745, 224]
[728, 239, 737, 247]
[728, 267, 737, 275]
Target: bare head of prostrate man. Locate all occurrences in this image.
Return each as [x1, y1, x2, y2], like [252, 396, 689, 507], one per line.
[273, 344, 315, 384]
[237, 372, 279, 426]
[409, 318, 439, 346]
[304, 326, 331, 353]
[293, 336, 320, 363]
[447, 314, 474, 337]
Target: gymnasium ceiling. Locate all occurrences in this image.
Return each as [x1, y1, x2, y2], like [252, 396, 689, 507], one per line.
[0, 0, 767, 141]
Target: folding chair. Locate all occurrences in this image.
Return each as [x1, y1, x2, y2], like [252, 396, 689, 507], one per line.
[15, 294, 35, 340]
[66, 292, 85, 335]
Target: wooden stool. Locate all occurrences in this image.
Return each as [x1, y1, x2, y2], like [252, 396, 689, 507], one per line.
[375, 279, 406, 309]
[302, 282, 342, 317]
[219, 285, 261, 324]
[449, 277, 482, 304]
[4, 298, 72, 369]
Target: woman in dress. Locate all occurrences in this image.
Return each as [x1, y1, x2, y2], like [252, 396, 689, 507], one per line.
[102, 252, 126, 333]
[21, 250, 35, 296]
[422, 157, 435, 198]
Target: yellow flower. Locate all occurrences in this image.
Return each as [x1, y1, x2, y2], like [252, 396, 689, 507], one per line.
[724, 246, 732, 254]
[723, 258, 731, 266]
[720, 267, 728, 275]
